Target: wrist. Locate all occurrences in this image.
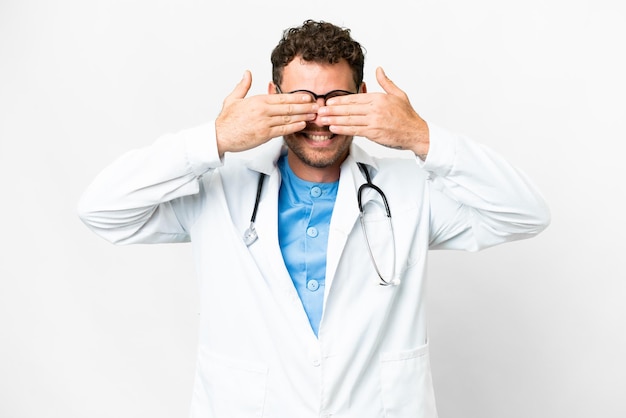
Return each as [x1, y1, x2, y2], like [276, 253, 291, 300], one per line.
[411, 119, 430, 160]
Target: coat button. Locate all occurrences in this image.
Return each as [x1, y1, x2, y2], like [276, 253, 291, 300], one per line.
[308, 347, 321, 367]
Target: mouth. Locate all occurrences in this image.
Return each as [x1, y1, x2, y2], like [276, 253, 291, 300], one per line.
[304, 132, 335, 141]
[296, 129, 336, 144]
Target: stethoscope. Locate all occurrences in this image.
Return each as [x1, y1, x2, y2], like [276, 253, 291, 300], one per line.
[243, 162, 399, 286]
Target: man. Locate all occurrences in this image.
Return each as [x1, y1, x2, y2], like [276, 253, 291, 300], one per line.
[78, 19, 550, 418]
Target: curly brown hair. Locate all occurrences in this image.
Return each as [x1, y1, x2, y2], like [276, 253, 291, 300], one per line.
[271, 20, 365, 89]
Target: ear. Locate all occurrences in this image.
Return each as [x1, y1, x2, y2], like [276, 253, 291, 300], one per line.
[268, 82, 278, 94]
[359, 82, 367, 93]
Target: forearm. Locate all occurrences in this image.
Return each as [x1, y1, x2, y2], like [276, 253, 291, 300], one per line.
[425, 124, 551, 250]
[77, 122, 221, 244]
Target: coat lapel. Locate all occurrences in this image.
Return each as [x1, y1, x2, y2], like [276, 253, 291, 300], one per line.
[243, 141, 294, 293]
[324, 145, 379, 295]
[243, 142, 317, 341]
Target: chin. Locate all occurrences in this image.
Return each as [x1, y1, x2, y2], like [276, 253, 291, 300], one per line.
[284, 132, 352, 169]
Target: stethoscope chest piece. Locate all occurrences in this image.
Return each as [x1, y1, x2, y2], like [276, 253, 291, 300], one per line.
[243, 222, 259, 246]
[243, 172, 267, 247]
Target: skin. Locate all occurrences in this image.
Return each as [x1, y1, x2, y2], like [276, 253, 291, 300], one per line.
[215, 58, 430, 183]
[271, 58, 361, 182]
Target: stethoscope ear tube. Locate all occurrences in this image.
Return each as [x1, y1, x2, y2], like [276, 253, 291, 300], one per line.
[357, 182, 391, 218]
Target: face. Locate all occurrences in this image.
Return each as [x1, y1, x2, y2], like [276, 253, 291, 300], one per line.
[271, 58, 363, 182]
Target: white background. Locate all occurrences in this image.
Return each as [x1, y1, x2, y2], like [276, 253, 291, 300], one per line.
[1, 0, 625, 417]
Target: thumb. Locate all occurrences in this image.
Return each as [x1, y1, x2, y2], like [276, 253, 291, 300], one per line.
[226, 70, 252, 102]
[376, 67, 405, 98]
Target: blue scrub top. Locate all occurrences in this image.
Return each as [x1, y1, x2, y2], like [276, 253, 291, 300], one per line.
[277, 155, 338, 336]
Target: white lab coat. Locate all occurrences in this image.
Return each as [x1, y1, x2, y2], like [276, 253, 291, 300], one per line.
[78, 121, 550, 418]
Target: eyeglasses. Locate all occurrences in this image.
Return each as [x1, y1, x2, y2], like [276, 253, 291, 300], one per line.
[275, 85, 357, 105]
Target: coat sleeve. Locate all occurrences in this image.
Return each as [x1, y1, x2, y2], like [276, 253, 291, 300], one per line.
[77, 122, 221, 245]
[423, 124, 551, 251]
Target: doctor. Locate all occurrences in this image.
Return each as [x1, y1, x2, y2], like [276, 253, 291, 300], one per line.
[78, 19, 550, 418]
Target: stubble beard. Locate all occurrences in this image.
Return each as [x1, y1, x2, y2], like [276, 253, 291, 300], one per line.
[283, 132, 352, 169]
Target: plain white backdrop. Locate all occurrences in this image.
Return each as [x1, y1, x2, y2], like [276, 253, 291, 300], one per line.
[1, 0, 625, 417]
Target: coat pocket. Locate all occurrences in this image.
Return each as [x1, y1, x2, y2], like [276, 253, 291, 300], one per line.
[379, 343, 438, 418]
[198, 348, 268, 417]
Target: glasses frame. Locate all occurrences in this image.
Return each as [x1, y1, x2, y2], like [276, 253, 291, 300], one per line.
[274, 85, 357, 105]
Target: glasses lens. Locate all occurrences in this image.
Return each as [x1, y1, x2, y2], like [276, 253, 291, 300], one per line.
[326, 90, 352, 101]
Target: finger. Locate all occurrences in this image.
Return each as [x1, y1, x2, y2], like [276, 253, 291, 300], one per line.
[269, 111, 317, 127]
[271, 92, 316, 106]
[322, 92, 374, 112]
[225, 70, 253, 102]
[320, 114, 369, 127]
[266, 101, 319, 117]
[269, 121, 307, 138]
[376, 67, 406, 98]
[318, 103, 368, 118]
[328, 124, 361, 137]
[324, 93, 365, 107]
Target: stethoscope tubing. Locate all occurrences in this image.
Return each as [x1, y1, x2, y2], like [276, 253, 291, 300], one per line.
[243, 163, 399, 286]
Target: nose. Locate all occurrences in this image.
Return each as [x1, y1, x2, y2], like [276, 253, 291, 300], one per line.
[309, 97, 328, 127]
[309, 111, 326, 128]
[316, 96, 328, 106]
